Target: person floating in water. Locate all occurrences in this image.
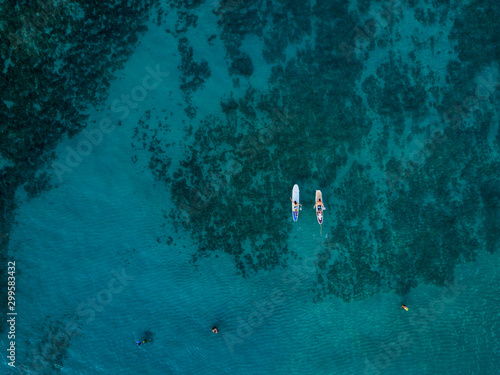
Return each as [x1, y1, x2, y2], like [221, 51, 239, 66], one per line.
[212, 326, 218, 334]
[137, 331, 154, 345]
[136, 339, 148, 346]
[401, 304, 409, 311]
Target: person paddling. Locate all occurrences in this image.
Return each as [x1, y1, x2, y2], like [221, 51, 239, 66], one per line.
[314, 198, 326, 211]
[290, 197, 302, 209]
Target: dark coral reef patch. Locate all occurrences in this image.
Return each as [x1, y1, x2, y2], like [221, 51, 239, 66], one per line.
[162, 1, 499, 302]
[0, 0, 159, 332]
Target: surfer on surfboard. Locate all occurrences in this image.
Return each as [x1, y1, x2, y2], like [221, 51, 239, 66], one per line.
[290, 198, 302, 209]
[314, 192, 325, 222]
[314, 190, 326, 235]
[291, 184, 302, 222]
[315, 199, 325, 210]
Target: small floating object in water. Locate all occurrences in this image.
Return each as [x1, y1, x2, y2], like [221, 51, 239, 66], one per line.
[401, 305, 409, 311]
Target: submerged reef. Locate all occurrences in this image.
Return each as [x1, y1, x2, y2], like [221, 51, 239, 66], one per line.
[229, 52, 254, 77]
[2, 0, 498, 311]
[132, 109, 172, 183]
[362, 53, 429, 128]
[313, 0, 500, 301]
[163, 0, 369, 277]
[20, 315, 80, 374]
[171, 108, 293, 276]
[177, 37, 211, 118]
[155, 0, 499, 301]
[314, 137, 487, 301]
[0, 0, 158, 332]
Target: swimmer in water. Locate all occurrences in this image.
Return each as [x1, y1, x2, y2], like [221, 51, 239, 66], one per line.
[401, 305, 409, 311]
[136, 337, 152, 346]
[212, 326, 218, 334]
[137, 331, 154, 346]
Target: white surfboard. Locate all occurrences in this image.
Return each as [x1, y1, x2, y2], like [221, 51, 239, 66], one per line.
[292, 184, 300, 221]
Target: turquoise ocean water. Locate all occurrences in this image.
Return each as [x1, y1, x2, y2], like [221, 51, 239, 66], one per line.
[1, 0, 499, 374]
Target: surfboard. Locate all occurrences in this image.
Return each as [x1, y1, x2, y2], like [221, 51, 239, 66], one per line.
[315, 190, 324, 225]
[292, 184, 300, 221]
